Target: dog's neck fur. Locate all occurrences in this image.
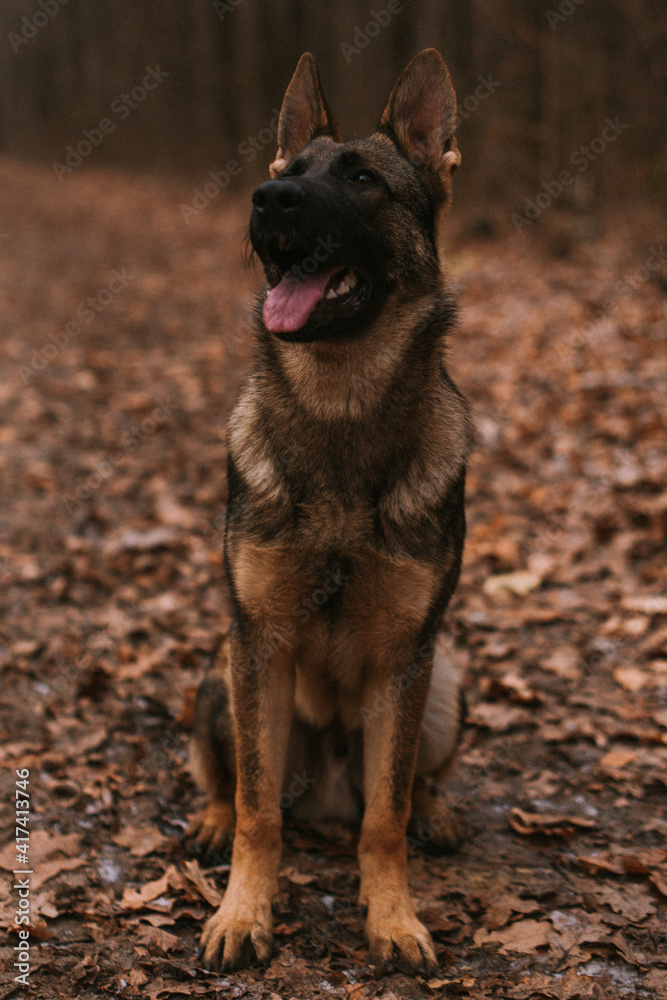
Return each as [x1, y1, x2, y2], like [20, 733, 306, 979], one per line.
[261, 289, 451, 422]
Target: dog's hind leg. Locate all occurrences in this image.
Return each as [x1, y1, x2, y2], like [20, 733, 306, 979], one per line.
[188, 636, 237, 853]
[409, 633, 465, 853]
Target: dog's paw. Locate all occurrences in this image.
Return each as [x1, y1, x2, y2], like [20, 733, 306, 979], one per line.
[187, 800, 235, 854]
[366, 903, 437, 975]
[199, 897, 273, 971]
[409, 785, 465, 854]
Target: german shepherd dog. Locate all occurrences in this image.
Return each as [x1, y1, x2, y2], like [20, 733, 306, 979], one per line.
[189, 48, 471, 975]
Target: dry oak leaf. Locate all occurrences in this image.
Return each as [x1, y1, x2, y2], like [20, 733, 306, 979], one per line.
[474, 918, 554, 955]
[496, 670, 540, 704]
[597, 747, 637, 771]
[578, 847, 667, 876]
[121, 871, 172, 911]
[0, 830, 81, 871]
[649, 868, 667, 897]
[31, 857, 88, 891]
[608, 930, 651, 968]
[282, 866, 317, 885]
[467, 702, 531, 732]
[136, 923, 180, 954]
[181, 859, 223, 907]
[509, 967, 599, 998]
[589, 883, 656, 923]
[137, 912, 177, 927]
[113, 824, 169, 858]
[483, 893, 541, 930]
[116, 639, 177, 681]
[577, 853, 625, 876]
[510, 807, 596, 837]
[613, 666, 648, 692]
[643, 969, 667, 999]
[622, 847, 667, 874]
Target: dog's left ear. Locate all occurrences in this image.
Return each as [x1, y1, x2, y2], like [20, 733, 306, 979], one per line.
[270, 53, 341, 178]
[380, 49, 461, 203]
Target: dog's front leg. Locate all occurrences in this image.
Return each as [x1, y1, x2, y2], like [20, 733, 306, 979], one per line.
[358, 644, 437, 975]
[199, 626, 294, 971]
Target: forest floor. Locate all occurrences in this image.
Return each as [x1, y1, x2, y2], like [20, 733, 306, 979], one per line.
[0, 157, 665, 1000]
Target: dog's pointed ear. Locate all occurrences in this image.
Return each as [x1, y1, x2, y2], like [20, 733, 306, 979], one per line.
[269, 53, 341, 178]
[380, 49, 461, 202]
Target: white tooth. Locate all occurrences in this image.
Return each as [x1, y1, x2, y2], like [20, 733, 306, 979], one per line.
[344, 269, 358, 288]
[335, 281, 350, 295]
[326, 288, 337, 300]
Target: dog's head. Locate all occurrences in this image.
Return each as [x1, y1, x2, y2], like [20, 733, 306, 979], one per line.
[250, 50, 460, 343]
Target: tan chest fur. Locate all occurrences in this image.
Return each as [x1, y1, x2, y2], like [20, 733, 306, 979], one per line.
[229, 527, 438, 730]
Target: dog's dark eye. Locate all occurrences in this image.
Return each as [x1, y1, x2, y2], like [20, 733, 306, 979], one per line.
[351, 170, 376, 186]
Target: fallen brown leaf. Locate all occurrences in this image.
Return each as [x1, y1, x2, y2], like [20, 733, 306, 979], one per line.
[510, 807, 596, 837]
[136, 923, 180, 953]
[103, 526, 179, 555]
[468, 703, 531, 732]
[649, 869, 667, 897]
[621, 594, 667, 615]
[598, 747, 637, 770]
[181, 859, 223, 907]
[509, 967, 599, 998]
[113, 824, 169, 857]
[483, 570, 543, 598]
[482, 893, 541, 930]
[589, 883, 656, 922]
[613, 666, 648, 692]
[282, 866, 317, 885]
[0, 830, 81, 872]
[32, 857, 88, 891]
[474, 918, 554, 955]
[121, 872, 171, 911]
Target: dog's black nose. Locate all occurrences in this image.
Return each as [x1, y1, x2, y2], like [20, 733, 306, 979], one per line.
[252, 179, 304, 214]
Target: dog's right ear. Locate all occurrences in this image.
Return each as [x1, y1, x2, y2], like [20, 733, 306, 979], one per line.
[380, 49, 461, 205]
[269, 53, 341, 178]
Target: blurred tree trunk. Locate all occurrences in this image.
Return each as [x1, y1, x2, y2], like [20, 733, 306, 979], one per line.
[0, 0, 663, 206]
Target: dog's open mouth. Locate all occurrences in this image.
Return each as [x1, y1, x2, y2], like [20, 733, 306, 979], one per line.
[263, 263, 371, 335]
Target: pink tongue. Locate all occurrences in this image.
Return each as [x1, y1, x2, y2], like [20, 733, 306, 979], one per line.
[263, 267, 338, 334]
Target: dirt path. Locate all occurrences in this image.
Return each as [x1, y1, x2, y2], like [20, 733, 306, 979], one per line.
[0, 159, 665, 999]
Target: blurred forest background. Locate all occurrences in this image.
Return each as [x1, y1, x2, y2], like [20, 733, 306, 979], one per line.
[0, 0, 665, 212]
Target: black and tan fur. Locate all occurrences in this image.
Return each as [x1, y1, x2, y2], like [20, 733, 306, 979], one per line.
[189, 49, 471, 975]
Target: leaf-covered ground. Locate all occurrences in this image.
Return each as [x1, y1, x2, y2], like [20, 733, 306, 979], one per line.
[0, 159, 665, 1000]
